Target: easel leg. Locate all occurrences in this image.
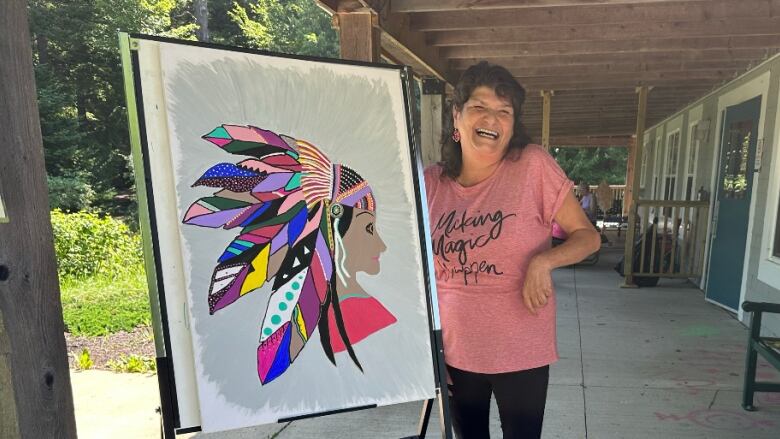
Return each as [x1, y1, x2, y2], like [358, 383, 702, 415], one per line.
[436, 387, 453, 439]
[156, 357, 177, 438]
[418, 398, 435, 438]
[401, 399, 434, 439]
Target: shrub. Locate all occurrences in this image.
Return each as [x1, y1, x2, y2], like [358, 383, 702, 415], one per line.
[47, 175, 96, 212]
[107, 354, 156, 373]
[76, 349, 94, 370]
[50, 210, 143, 279]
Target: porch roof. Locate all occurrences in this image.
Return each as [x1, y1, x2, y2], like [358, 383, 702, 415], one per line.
[317, 0, 780, 145]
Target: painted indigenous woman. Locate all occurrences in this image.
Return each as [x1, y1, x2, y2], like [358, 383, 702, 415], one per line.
[182, 124, 396, 384]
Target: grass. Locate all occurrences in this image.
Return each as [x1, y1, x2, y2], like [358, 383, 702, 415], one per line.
[60, 270, 152, 337]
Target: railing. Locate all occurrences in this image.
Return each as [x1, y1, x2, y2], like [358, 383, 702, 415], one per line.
[625, 200, 710, 280]
[574, 184, 627, 216]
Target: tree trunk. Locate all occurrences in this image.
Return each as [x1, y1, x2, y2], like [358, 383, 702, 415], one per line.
[195, 0, 209, 42]
[36, 34, 48, 65]
[0, 1, 77, 438]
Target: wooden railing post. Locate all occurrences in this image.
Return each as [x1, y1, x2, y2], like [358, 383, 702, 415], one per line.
[622, 86, 649, 287]
[541, 90, 553, 150]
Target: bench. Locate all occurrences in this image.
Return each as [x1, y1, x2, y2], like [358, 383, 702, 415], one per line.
[741, 301, 780, 411]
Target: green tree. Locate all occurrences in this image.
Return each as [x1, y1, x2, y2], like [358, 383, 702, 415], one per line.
[551, 147, 628, 185]
[228, 0, 338, 57]
[29, 0, 196, 213]
[28, 0, 338, 215]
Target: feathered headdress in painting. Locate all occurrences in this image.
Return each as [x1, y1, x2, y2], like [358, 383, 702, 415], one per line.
[182, 124, 376, 384]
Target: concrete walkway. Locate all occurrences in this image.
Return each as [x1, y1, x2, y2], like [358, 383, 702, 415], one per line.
[71, 244, 780, 438]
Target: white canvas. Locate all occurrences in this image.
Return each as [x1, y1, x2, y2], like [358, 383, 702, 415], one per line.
[134, 40, 436, 433]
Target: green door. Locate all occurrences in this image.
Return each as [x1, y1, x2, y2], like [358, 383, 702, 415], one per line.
[706, 96, 761, 311]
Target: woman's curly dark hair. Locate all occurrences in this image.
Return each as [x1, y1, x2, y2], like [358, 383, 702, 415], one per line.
[440, 61, 532, 179]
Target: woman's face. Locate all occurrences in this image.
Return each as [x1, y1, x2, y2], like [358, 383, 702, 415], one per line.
[453, 85, 515, 167]
[341, 209, 386, 275]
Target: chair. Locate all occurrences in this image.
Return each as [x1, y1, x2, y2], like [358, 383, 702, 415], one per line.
[741, 301, 780, 411]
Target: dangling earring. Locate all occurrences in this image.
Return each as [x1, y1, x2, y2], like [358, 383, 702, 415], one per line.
[452, 128, 461, 142]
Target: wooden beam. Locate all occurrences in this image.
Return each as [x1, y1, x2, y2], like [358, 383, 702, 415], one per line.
[525, 105, 687, 117]
[517, 69, 741, 82]
[530, 93, 705, 103]
[440, 35, 780, 58]
[393, 0, 711, 13]
[541, 90, 552, 150]
[525, 116, 672, 127]
[448, 49, 774, 70]
[320, 1, 454, 85]
[368, 0, 454, 83]
[0, 1, 77, 437]
[549, 135, 633, 147]
[428, 18, 780, 46]
[520, 79, 721, 92]
[455, 60, 750, 77]
[623, 86, 650, 286]
[410, 0, 780, 31]
[335, 11, 381, 62]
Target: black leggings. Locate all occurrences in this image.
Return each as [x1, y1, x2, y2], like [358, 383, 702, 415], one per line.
[446, 364, 550, 439]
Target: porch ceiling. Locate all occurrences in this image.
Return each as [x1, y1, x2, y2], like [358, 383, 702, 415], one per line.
[317, 0, 780, 143]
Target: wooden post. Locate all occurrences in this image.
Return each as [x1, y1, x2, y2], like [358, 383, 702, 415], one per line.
[1, 310, 20, 438]
[541, 90, 553, 149]
[624, 136, 637, 217]
[421, 78, 445, 166]
[334, 11, 380, 62]
[622, 86, 649, 288]
[0, 1, 78, 437]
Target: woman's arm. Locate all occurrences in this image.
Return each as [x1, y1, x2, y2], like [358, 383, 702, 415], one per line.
[522, 192, 602, 314]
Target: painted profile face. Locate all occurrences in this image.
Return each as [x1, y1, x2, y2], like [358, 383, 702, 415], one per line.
[340, 209, 386, 276]
[453, 85, 515, 165]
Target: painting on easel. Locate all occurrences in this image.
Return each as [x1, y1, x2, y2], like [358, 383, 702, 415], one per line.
[183, 124, 399, 386]
[123, 35, 439, 434]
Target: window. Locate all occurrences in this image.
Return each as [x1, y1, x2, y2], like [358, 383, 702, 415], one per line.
[653, 135, 662, 199]
[685, 123, 700, 201]
[663, 131, 680, 200]
[640, 139, 649, 188]
[775, 191, 780, 258]
[720, 120, 752, 199]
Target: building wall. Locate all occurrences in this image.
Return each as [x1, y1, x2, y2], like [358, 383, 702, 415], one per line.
[642, 54, 780, 335]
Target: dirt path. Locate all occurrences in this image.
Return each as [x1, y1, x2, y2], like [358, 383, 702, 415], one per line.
[65, 326, 156, 369]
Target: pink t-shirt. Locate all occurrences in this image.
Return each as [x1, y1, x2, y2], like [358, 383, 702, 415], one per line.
[424, 144, 573, 373]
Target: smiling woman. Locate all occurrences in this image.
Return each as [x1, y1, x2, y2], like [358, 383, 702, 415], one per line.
[425, 61, 601, 439]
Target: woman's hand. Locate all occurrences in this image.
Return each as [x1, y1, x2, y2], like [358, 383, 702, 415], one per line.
[522, 256, 553, 315]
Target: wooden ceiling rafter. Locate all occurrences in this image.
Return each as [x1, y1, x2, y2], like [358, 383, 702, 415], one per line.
[316, 0, 780, 138]
[408, 0, 780, 31]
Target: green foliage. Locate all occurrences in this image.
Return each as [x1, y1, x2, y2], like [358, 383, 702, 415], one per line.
[60, 270, 151, 336]
[29, 0, 195, 217]
[551, 147, 629, 185]
[47, 176, 96, 212]
[228, 0, 338, 57]
[108, 354, 157, 373]
[76, 349, 94, 370]
[29, 0, 339, 218]
[50, 210, 143, 278]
